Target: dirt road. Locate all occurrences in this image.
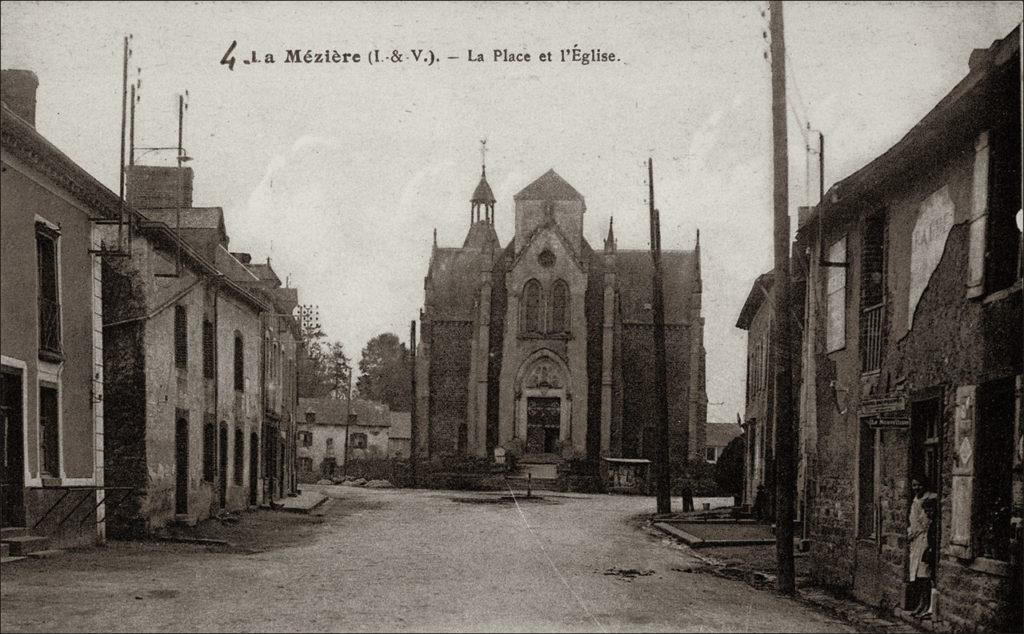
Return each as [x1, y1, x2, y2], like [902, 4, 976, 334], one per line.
[1, 487, 850, 632]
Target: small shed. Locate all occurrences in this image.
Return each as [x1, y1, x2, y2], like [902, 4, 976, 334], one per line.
[602, 457, 652, 494]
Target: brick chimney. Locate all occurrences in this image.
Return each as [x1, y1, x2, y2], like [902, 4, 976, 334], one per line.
[126, 165, 194, 209]
[1, 69, 39, 127]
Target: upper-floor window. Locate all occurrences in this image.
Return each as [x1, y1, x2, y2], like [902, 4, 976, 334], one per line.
[860, 215, 886, 373]
[550, 280, 569, 334]
[35, 223, 61, 357]
[825, 236, 847, 353]
[350, 432, 368, 449]
[522, 279, 542, 334]
[174, 306, 188, 369]
[984, 119, 1022, 294]
[202, 418, 216, 482]
[233, 334, 244, 391]
[202, 319, 214, 379]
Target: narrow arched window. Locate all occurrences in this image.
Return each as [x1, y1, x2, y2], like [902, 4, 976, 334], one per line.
[234, 334, 244, 391]
[523, 279, 542, 334]
[551, 279, 569, 334]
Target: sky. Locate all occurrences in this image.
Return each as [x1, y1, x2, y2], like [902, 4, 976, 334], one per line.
[2, 1, 1021, 422]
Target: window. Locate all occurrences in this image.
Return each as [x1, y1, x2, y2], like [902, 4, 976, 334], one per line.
[38, 383, 59, 477]
[36, 224, 61, 356]
[301, 431, 313, 447]
[305, 411, 316, 424]
[705, 447, 717, 463]
[202, 319, 215, 379]
[825, 237, 847, 352]
[522, 279, 542, 334]
[984, 110, 1022, 294]
[859, 215, 885, 373]
[174, 306, 188, 369]
[234, 428, 244, 485]
[325, 437, 334, 455]
[974, 377, 1015, 560]
[202, 418, 216, 482]
[233, 334, 244, 391]
[550, 280, 569, 334]
[298, 457, 313, 473]
[857, 419, 878, 538]
[350, 433, 367, 449]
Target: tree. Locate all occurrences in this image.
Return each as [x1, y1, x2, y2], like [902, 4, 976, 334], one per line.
[714, 435, 746, 500]
[297, 320, 351, 399]
[356, 332, 410, 411]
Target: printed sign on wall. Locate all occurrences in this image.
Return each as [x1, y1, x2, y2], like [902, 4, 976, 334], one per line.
[909, 185, 955, 328]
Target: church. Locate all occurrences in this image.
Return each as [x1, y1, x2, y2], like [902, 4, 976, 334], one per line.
[414, 162, 707, 488]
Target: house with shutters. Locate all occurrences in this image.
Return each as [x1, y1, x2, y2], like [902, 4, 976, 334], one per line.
[794, 26, 1021, 631]
[1, 70, 112, 550]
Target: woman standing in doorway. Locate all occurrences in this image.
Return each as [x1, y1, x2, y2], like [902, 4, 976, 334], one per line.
[908, 478, 937, 618]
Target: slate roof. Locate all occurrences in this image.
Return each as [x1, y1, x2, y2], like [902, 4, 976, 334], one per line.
[462, 221, 501, 250]
[471, 175, 496, 203]
[513, 169, 585, 202]
[706, 422, 743, 448]
[735, 272, 773, 330]
[616, 250, 697, 324]
[427, 247, 489, 320]
[299, 397, 391, 427]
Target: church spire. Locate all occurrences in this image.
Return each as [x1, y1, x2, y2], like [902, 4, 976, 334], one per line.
[604, 216, 616, 252]
[471, 139, 496, 226]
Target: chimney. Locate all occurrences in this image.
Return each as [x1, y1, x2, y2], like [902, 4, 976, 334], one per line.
[1, 69, 39, 127]
[126, 165, 194, 210]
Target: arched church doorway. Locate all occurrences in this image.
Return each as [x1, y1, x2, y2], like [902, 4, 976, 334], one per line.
[526, 397, 560, 453]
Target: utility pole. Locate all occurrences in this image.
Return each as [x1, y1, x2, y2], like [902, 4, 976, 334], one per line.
[768, 0, 796, 595]
[818, 131, 825, 203]
[648, 158, 671, 515]
[118, 35, 130, 248]
[409, 319, 418, 485]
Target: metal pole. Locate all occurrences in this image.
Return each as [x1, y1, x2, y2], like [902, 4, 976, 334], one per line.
[769, 0, 796, 595]
[118, 36, 129, 248]
[649, 158, 671, 515]
[818, 131, 825, 203]
[343, 364, 352, 475]
[175, 94, 184, 276]
[409, 319, 418, 485]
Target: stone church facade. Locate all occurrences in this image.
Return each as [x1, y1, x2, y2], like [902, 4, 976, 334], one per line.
[415, 167, 706, 485]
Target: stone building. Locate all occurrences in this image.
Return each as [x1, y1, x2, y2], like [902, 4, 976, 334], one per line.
[236, 254, 300, 501]
[101, 166, 296, 532]
[416, 166, 707, 488]
[795, 27, 1021, 630]
[736, 272, 773, 508]
[1, 70, 110, 549]
[297, 397, 391, 482]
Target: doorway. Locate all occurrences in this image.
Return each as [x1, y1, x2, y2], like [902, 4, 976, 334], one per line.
[249, 432, 258, 507]
[1, 369, 25, 527]
[526, 397, 560, 454]
[218, 424, 228, 509]
[908, 393, 943, 608]
[174, 418, 189, 515]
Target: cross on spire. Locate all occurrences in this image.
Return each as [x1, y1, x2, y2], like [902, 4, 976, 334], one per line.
[480, 138, 488, 177]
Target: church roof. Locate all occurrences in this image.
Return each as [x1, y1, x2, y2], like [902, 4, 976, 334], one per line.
[471, 174, 496, 203]
[616, 250, 698, 324]
[427, 247, 491, 320]
[462, 221, 500, 249]
[513, 169, 585, 202]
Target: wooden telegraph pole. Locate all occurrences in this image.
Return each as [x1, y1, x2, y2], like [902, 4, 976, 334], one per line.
[649, 158, 671, 515]
[768, 0, 796, 594]
[409, 319, 418, 485]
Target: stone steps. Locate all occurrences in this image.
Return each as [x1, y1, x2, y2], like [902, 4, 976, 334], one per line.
[2, 534, 51, 556]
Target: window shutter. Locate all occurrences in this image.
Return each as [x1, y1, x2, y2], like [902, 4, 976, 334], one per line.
[966, 131, 989, 298]
[949, 385, 976, 558]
